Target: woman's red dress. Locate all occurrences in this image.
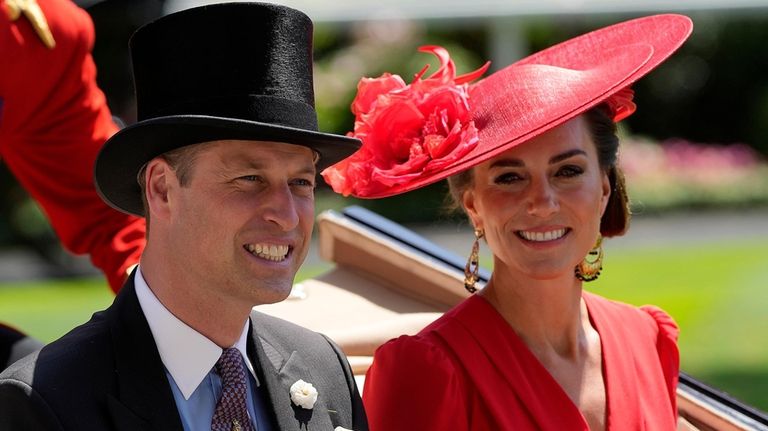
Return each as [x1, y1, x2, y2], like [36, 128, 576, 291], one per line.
[363, 292, 679, 430]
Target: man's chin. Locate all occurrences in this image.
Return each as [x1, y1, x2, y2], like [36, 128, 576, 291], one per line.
[249, 281, 295, 306]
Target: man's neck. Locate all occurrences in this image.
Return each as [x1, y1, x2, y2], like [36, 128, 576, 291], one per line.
[139, 255, 252, 348]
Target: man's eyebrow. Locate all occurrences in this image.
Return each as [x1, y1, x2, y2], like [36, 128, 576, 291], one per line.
[223, 157, 316, 176]
[295, 165, 317, 176]
[550, 149, 587, 164]
[221, 156, 266, 170]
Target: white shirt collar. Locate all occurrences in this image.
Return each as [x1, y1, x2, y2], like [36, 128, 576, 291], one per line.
[134, 266, 257, 400]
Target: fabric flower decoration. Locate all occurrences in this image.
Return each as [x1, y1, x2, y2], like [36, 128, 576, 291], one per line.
[334, 428, 353, 431]
[289, 379, 318, 409]
[605, 87, 636, 122]
[322, 45, 490, 197]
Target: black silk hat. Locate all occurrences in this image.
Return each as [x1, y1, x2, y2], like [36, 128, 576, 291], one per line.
[95, 2, 361, 216]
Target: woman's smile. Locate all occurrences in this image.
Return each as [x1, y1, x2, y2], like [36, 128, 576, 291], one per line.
[516, 227, 570, 243]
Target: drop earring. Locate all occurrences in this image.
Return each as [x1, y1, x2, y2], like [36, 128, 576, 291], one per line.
[464, 228, 484, 293]
[575, 234, 604, 282]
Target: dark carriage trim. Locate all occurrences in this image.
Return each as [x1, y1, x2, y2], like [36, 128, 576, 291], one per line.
[341, 206, 492, 283]
[678, 372, 768, 430]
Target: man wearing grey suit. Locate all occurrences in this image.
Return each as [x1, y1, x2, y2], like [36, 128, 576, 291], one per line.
[0, 3, 367, 430]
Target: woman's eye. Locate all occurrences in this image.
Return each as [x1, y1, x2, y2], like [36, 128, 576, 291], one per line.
[239, 175, 260, 182]
[494, 172, 522, 184]
[557, 165, 584, 178]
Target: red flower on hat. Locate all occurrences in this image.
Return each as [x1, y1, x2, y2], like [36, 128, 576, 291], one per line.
[322, 46, 490, 197]
[606, 87, 636, 122]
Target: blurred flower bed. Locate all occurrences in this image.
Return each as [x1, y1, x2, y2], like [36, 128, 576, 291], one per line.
[620, 137, 768, 212]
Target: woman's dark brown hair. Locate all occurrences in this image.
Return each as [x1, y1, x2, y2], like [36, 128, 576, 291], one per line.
[447, 103, 630, 237]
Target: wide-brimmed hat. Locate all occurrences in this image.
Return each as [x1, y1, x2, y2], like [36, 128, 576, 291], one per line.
[95, 2, 361, 216]
[323, 14, 692, 198]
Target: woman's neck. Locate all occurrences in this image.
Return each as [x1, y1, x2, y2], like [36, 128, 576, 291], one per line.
[478, 264, 590, 362]
[478, 262, 606, 430]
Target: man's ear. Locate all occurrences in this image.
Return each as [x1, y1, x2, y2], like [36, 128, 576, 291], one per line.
[144, 158, 176, 221]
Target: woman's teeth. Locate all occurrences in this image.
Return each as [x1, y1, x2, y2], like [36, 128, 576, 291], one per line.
[246, 243, 289, 261]
[518, 228, 567, 242]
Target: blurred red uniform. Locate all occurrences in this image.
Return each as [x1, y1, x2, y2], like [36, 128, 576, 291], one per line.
[1, 0, 145, 293]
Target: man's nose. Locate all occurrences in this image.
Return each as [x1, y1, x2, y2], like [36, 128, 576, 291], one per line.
[262, 184, 300, 230]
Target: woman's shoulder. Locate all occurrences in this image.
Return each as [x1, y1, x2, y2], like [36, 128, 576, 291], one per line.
[585, 292, 680, 398]
[365, 307, 475, 389]
[584, 292, 679, 342]
[638, 304, 680, 342]
[364, 320, 473, 429]
[373, 321, 457, 371]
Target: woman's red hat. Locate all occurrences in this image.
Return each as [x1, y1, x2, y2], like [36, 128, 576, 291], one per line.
[323, 14, 693, 198]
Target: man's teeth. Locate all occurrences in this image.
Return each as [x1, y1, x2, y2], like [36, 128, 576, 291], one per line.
[518, 228, 567, 242]
[246, 244, 289, 261]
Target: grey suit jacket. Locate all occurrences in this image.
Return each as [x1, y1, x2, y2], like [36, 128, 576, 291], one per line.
[0, 275, 368, 430]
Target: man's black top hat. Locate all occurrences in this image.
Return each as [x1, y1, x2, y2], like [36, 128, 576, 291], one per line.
[95, 2, 361, 216]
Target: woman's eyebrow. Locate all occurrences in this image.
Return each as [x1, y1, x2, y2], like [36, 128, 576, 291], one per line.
[550, 149, 587, 164]
[488, 149, 587, 169]
[489, 158, 524, 169]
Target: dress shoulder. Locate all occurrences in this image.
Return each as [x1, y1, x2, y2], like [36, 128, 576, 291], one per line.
[364, 333, 470, 430]
[639, 305, 680, 344]
[370, 332, 458, 377]
[586, 292, 679, 345]
[639, 305, 681, 410]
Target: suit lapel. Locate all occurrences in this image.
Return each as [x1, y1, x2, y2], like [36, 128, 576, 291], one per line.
[107, 276, 184, 431]
[250, 317, 335, 431]
[106, 395, 152, 431]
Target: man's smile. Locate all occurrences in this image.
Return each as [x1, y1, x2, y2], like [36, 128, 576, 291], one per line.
[244, 243, 291, 262]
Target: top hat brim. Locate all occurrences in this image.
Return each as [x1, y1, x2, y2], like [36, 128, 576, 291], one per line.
[95, 115, 361, 216]
[348, 14, 693, 199]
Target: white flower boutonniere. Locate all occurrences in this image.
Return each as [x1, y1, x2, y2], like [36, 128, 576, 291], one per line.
[334, 427, 353, 431]
[289, 379, 318, 409]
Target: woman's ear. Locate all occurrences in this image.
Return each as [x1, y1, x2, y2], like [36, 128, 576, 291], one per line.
[462, 188, 483, 231]
[599, 169, 611, 217]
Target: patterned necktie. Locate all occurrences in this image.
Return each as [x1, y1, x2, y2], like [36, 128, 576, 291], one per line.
[211, 348, 256, 431]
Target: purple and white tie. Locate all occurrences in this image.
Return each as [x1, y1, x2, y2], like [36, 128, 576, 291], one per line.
[211, 348, 256, 431]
